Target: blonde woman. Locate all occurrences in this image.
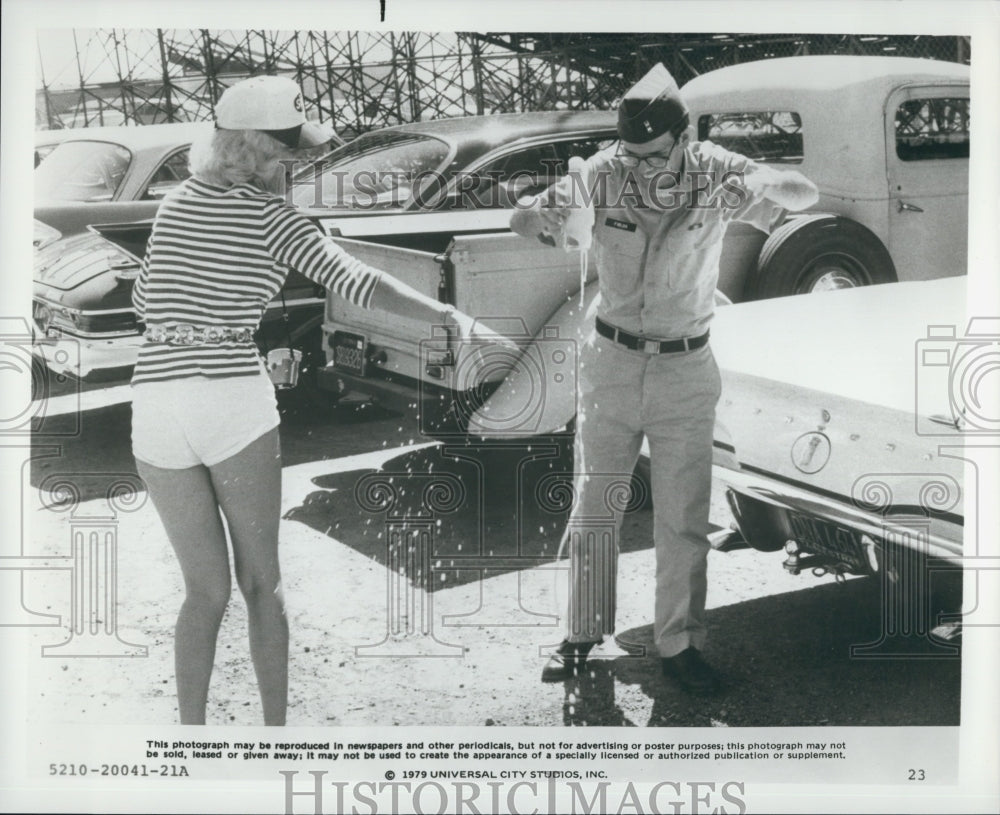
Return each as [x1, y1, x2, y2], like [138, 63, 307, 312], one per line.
[131, 76, 488, 724]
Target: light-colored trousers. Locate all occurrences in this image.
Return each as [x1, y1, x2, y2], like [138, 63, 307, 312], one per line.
[560, 330, 722, 658]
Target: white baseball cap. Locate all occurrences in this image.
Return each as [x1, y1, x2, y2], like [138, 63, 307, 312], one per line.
[215, 75, 335, 149]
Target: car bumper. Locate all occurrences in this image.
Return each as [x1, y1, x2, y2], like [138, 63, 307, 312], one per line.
[317, 365, 512, 437]
[34, 332, 142, 381]
[317, 365, 459, 426]
[712, 463, 963, 564]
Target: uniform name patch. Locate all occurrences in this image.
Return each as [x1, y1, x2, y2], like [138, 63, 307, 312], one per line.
[605, 217, 637, 232]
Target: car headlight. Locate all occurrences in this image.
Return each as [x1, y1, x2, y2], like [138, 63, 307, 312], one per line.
[33, 219, 62, 251]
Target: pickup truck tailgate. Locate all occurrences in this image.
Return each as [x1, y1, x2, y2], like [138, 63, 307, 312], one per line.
[325, 232, 593, 390]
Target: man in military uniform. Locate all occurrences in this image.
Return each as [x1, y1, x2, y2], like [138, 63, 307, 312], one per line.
[510, 63, 818, 693]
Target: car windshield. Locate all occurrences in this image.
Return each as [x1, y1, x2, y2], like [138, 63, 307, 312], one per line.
[35, 140, 133, 202]
[290, 132, 451, 210]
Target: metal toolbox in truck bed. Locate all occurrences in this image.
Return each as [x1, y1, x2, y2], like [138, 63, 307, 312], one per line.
[319, 231, 594, 430]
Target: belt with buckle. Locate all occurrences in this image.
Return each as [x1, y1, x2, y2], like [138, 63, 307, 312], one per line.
[145, 324, 255, 346]
[595, 317, 709, 354]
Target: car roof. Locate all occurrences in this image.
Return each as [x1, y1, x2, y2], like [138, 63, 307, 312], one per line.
[325, 110, 618, 174]
[682, 55, 969, 98]
[356, 110, 617, 149]
[682, 55, 970, 196]
[34, 121, 213, 150]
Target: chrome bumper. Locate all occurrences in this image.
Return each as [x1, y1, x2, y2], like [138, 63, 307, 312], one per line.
[34, 333, 143, 380]
[712, 463, 964, 564]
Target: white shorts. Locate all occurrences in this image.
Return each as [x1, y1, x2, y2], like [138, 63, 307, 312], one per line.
[131, 370, 279, 469]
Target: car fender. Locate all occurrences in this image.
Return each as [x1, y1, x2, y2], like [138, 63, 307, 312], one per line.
[746, 212, 897, 299]
[467, 280, 601, 437]
[468, 285, 736, 438]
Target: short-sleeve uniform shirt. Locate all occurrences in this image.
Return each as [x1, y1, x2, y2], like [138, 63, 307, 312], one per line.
[544, 140, 786, 340]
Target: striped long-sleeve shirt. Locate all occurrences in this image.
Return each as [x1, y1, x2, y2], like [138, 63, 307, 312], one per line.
[131, 177, 382, 385]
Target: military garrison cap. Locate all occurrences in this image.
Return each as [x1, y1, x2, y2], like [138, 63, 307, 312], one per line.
[617, 63, 689, 144]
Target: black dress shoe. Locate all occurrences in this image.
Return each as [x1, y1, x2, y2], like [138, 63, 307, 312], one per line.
[661, 647, 720, 695]
[541, 640, 597, 683]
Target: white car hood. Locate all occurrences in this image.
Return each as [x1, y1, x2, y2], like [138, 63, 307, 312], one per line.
[711, 277, 968, 418]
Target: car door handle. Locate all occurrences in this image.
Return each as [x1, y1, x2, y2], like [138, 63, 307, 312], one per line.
[897, 200, 924, 213]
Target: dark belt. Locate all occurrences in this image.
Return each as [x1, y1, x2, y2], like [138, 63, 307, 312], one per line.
[595, 317, 709, 354]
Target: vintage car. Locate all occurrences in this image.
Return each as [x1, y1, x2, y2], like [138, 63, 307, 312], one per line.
[31, 122, 340, 381]
[707, 275, 969, 640]
[684, 55, 969, 298]
[317, 56, 969, 432]
[490, 276, 971, 638]
[30, 112, 619, 382]
[33, 56, 969, 396]
[33, 122, 211, 246]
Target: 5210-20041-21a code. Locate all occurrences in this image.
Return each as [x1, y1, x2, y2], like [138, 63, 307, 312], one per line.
[49, 763, 189, 777]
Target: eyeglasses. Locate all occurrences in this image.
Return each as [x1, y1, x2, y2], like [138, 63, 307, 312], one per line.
[616, 140, 676, 169]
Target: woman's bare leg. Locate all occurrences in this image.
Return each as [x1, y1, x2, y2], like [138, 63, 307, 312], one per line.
[208, 427, 288, 725]
[136, 460, 231, 725]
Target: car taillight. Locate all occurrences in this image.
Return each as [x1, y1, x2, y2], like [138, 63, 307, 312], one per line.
[32, 301, 53, 333]
[114, 268, 141, 282]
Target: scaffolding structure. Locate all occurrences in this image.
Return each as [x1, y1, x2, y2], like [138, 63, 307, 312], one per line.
[36, 31, 971, 137]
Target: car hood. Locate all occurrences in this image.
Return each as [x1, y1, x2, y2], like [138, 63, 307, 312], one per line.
[34, 229, 140, 292]
[710, 278, 970, 544]
[711, 277, 967, 418]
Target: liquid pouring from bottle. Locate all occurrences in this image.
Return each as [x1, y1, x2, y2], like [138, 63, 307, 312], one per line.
[562, 155, 595, 308]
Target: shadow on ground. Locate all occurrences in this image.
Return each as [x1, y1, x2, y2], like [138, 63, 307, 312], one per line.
[550, 576, 962, 727]
[284, 440, 656, 590]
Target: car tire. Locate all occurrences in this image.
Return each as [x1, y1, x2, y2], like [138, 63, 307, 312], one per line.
[745, 214, 897, 300]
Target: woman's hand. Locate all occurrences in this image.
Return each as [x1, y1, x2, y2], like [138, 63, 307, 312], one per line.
[445, 310, 517, 349]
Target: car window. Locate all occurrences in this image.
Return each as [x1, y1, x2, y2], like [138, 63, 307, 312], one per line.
[697, 112, 804, 164]
[290, 132, 451, 210]
[553, 137, 616, 165]
[478, 143, 560, 201]
[895, 97, 969, 161]
[34, 140, 132, 202]
[470, 135, 616, 206]
[141, 148, 191, 199]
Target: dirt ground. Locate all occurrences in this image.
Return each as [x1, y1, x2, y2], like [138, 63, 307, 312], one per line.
[20, 389, 962, 728]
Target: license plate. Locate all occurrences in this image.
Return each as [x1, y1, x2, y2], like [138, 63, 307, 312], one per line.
[787, 511, 869, 572]
[332, 330, 367, 376]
